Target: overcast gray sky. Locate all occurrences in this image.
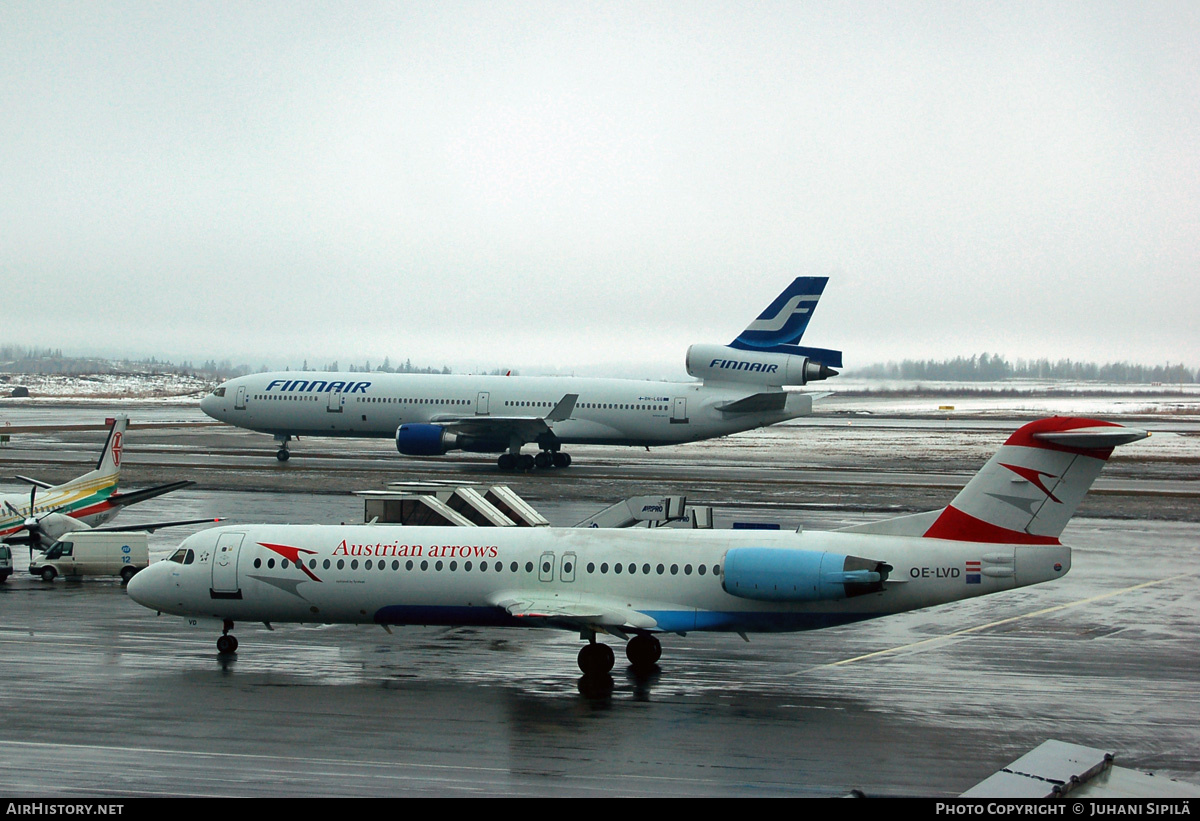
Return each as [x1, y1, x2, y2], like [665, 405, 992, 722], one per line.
[3, 2, 1197, 378]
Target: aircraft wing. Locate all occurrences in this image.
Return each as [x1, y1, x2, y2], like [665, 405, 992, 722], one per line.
[430, 394, 578, 441]
[490, 591, 658, 637]
[94, 517, 225, 534]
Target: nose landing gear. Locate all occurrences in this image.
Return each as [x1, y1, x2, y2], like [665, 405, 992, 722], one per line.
[216, 620, 239, 655]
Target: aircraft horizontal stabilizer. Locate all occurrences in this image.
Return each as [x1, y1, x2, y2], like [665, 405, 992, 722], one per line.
[716, 392, 787, 414]
[106, 481, 195, 509]
[1032, 426, 1149, 449]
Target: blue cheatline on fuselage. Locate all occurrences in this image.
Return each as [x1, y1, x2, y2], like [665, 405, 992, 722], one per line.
[370, 604, 874, 633]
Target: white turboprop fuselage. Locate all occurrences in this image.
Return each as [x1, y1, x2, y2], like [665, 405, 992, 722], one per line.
[199, 372, 816, 448]
[129, 523, 1070, 635]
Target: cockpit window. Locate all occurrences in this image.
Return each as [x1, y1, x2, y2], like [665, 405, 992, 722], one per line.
[168, 548, 195, 564]
[212, 387, 226, 397]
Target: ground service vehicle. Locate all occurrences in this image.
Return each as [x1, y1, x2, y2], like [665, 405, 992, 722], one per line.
[31, 531, 149, 583]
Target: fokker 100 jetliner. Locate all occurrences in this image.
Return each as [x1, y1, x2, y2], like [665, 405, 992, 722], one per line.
[1, 416, 220, 554]
[199, 277, 842, 469]
[128, 416, 1146, 674]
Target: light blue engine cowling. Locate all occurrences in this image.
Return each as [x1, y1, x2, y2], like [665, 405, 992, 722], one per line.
[722, 548, 890, 602]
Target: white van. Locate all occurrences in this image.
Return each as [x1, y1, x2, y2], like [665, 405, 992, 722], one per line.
[0, 544, 12, 582]
[31, 532, 149, 583]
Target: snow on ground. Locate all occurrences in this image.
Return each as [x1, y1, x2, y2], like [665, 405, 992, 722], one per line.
[821, 378, 1200, 417]
[0, 372, 214, 402]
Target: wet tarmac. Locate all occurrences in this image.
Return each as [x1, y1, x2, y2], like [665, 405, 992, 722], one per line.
[0, 403, 1197, 797]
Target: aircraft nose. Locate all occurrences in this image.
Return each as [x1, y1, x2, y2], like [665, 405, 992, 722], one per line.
[126, 561, 170, 611]
[199, 393, 217, 418]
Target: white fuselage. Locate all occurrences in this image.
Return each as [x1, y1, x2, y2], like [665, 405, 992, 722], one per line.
[199, 372, 813, 448]
[128, 523, 1071, 635]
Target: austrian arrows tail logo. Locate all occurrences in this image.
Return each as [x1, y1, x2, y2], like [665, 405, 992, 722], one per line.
[111, 432, 123, 467]
[999, 463, 1061, 503]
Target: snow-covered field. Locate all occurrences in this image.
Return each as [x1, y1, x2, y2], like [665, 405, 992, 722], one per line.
[824, 378, 1200, 417]
[0, 372, 214, 402]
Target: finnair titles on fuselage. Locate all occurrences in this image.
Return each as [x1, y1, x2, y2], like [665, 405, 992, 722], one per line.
[199, 277, 841, 469]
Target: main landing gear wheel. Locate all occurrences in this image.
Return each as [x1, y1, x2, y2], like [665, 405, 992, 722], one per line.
[578, 642, 615, 675]
[626, 634, 662, 670]
[498, 451, 572, 471]
[496, 453, 537, 471]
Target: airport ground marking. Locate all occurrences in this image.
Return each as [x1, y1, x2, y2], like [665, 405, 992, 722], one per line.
[803, 572, 1195, 672]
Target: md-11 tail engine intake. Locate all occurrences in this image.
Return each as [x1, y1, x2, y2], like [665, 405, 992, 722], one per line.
[686, 344, 838, 387]
[722, 548, 891, 602]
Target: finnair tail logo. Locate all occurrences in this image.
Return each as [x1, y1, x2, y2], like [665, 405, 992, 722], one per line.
[745, 295, 820, 335]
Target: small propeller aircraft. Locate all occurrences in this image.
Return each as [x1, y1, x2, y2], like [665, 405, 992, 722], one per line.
[1, 416, 220, 562]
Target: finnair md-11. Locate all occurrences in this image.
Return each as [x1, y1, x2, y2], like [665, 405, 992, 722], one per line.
[200, 277, 841, 469]
[127, 417, 1146, 675]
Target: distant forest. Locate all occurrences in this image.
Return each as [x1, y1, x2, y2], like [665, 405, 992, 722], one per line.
[1, 345, 1193, 384]
[849, 353, 1197, 383]
[0, 345, 505, 378]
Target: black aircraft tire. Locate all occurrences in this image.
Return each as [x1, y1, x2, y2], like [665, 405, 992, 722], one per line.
[276, 449, 290, 462]
[578, 643, 615, 675]
[626, 634, 662, 669]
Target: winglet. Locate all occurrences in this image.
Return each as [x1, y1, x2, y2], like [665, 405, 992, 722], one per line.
[545, 394, 578, 423]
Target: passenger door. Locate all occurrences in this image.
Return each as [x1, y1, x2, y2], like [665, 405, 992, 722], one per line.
[211, 533, 245, 599]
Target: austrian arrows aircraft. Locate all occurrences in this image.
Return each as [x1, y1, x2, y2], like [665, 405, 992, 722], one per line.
[1, 416, 218, 553]
[128, 416, 1146, 674]
[199, 277, 842, 469]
